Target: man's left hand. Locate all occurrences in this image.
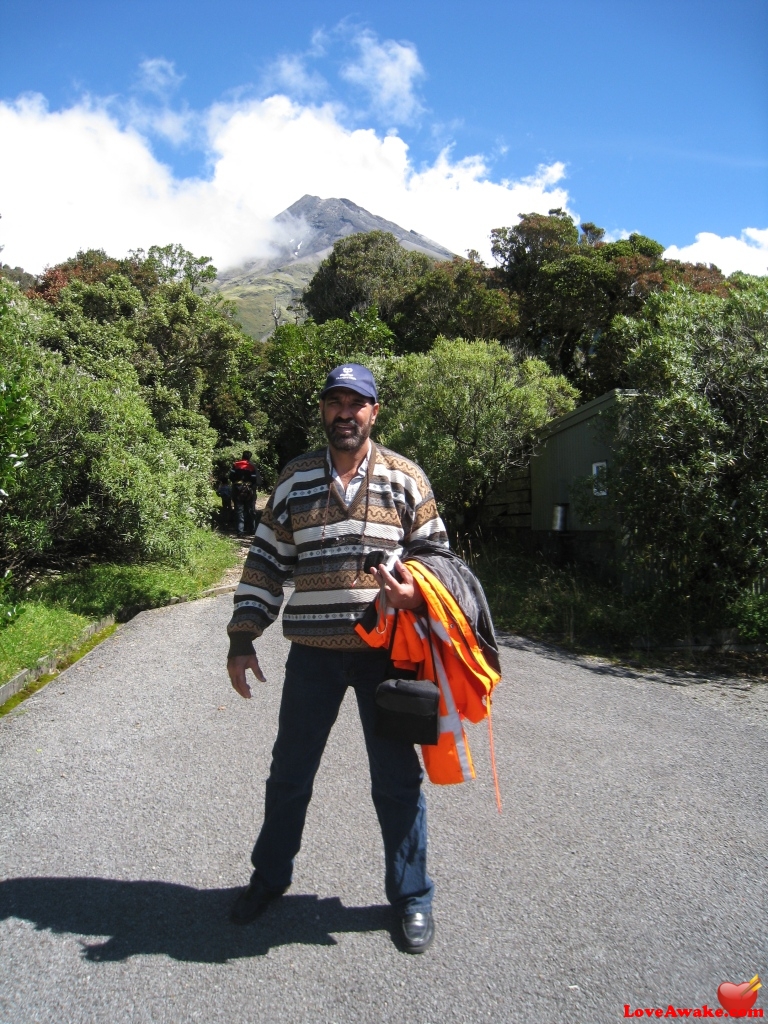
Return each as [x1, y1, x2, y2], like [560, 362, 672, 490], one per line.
[370, 559, 424, 610]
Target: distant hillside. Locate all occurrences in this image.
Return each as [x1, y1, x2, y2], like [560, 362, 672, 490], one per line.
[215, 195, 455, 339]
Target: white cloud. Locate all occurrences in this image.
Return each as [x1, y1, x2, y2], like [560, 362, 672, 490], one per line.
[125, 57, 195, 144]
[664, 228, 768, 276]
[340, 31, 425, 125]
[135, 58, 184, 99]
[0, 94, 274, 271]
[125, 99, 196, 145]
[264, 55, 328, 100]
[0, 91, 571, 273]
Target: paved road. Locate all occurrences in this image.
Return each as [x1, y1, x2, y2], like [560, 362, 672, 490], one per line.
[1, 594, 766, 1023]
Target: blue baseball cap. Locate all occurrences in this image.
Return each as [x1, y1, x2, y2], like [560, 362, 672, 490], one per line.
[319, 363, 378, 401]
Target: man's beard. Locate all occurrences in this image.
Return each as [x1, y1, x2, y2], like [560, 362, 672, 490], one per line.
[323, 416, 372, 452]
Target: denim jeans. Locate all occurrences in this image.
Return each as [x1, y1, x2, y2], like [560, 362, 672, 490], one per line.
[252, 642, 434, 914]
[234, 500, 255, 537]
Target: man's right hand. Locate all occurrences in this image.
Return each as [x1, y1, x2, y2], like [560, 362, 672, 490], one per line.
[227, 653, 266, 699]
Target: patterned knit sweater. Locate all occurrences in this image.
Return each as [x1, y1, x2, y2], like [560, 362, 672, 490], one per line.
[227, 442, 449, 653]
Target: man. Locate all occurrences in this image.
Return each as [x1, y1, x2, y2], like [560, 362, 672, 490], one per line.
[229, 450, 260, 537]
[226, 363, 449, 953]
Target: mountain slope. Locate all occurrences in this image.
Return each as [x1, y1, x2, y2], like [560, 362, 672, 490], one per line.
[216, 196, 455, 339]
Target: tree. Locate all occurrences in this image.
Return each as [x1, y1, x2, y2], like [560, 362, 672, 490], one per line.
[138, 244, 217, 292]
[582, 276, 768, 636]
[132, 279, 265, 446]
[30, 248, 151, 304]
[303, 231, 434, 324]
[258, 307, 395, 467]
[490, 208, 580, 297]
[0, 264, 36, 291]
[0, 283, 215, 581]
[376, 337, 578, 533]
[31, 250, 266, 451]
[389, 256, 518, 352]
[490, 211, 727, 393]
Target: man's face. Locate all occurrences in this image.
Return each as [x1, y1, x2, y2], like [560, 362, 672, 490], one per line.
[320, 387, 379, 452]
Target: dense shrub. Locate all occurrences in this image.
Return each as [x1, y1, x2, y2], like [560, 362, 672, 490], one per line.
[29, 247, 266, 451]
[581, 276, 768, 637]
[376, 337, 577, 532]
[0, 280, 215, 581]
[303, 231, 433, 324]
[258, 307, 395, 466]
[0, 283, 33, 506]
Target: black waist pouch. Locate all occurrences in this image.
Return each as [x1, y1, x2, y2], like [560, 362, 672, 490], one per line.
[374, 679, 439, 746]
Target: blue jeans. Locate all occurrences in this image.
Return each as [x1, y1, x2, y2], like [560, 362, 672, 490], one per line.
[252, 643, 434, 914]
[235, 499, 255, 537]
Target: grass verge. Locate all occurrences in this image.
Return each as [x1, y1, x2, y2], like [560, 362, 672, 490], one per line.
[0, 528, 239, 687]
[0, 623, 118, 718]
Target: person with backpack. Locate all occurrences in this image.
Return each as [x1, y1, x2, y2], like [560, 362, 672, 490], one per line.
[230, 451, 261, 537]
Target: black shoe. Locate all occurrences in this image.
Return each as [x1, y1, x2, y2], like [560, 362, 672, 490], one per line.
[230, 873, 287, 925]
[400, 911, 435, 953]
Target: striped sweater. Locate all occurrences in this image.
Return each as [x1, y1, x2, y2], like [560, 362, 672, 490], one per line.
[227, 442, 449, 653]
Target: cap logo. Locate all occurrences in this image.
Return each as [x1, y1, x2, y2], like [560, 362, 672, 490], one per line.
[320, 363, 377, 400]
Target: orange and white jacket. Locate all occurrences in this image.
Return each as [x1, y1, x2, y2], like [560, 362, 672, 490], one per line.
[355, 560, 502, 804]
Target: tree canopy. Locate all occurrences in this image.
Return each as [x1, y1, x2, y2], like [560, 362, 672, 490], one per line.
[490, 210, 727, 394]
[389, 256, 518, 352]
[0, 247, 268, 582]
[377, 337, 577, 532]
[577, 274, 768, 635]
[302, 231, 433, 325]
[301, 219, 727, 388]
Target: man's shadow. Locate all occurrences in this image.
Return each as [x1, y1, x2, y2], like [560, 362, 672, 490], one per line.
[0, 877, 394, 963]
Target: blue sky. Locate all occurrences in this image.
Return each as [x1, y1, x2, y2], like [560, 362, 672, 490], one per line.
[1, 0, 766, 273]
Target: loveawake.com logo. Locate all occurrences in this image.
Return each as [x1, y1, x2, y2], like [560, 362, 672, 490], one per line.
[623, 973, 762, 1018]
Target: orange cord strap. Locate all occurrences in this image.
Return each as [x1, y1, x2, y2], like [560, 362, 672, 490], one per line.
[487, 698, 502, 814]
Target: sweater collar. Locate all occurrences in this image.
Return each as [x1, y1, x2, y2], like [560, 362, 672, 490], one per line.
[325, 440, 378, 512]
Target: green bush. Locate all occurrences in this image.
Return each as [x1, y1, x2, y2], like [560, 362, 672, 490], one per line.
[376, 337, 577, 532]
[729, 592, 768, 643]
[0, 282, 216, 581]
[259, 307, 395, 466]
[581, 276, 768, 636]
[0, 282, 34, 504]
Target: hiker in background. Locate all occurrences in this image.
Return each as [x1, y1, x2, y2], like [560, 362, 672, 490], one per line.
[230, 451, 261, 537]
[216, 475, 234, 530]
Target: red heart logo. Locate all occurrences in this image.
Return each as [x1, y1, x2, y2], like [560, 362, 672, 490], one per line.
[717, 980, 759, 1018]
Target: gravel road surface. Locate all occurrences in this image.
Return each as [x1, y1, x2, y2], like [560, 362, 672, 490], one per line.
[1, 593, 766, 1023]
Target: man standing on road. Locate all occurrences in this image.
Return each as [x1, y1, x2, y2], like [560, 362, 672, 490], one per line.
[226, 363, 448, 953]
